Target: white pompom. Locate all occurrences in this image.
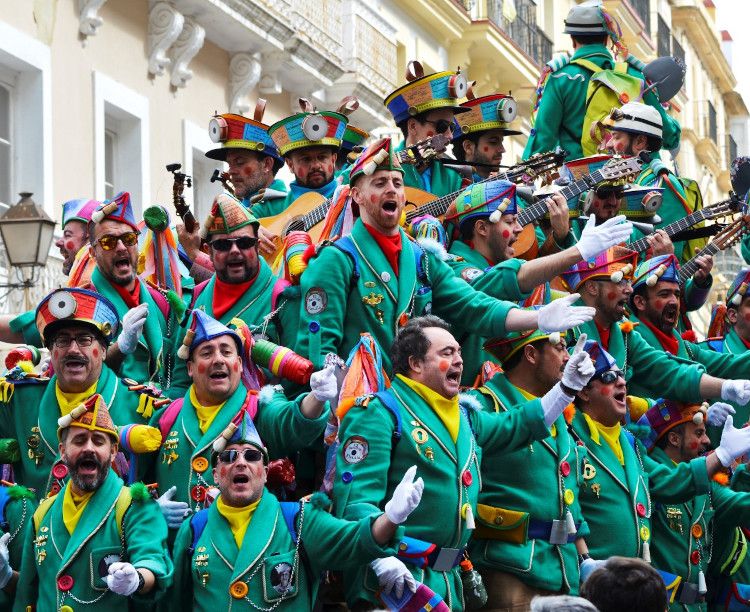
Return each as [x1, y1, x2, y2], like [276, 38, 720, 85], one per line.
[610, 270, 624, 283]
[489, 210, 501, 224]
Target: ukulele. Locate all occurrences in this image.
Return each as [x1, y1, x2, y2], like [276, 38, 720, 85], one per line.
[166, 163, 196, 233]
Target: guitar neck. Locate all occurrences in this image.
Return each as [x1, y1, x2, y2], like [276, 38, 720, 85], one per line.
[301, 196, 335, 231]
[628, 208, 711, 254]
[678, 241, 721, 284]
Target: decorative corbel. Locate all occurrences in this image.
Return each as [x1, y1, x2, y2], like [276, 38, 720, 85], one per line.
[147, 2, 184, 77]
[229, 52, 262, 115]
[170, 19, 205, 88]
[79, 0, 108, 37]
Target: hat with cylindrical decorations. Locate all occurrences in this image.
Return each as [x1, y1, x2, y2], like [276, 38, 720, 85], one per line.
[727, 268, 750, 307]
[484, 324, 567, 365]
[444, 179, 517, 229]
[36, 287, 120, 345]
[212, 410, 268, 461]
[561, 246, 638, 291]
[349, 138, 404, 185]
[455, 91, 521, 136]
[91, 192, 139, 232]
[62, 199, 101, 228]
[205, 100, 283, 163]
[57, 394, 118, 441]
[177, 309, 243, 360]
[199, 193, 260, 239]
[636, 398, 708, 450]
[633, 254, 680, 290]
[268, 98, 348, 157]
[582, 339, 618, 378]
[563, 1, 627, 58]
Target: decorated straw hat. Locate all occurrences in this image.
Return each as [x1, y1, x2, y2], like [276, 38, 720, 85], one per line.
[212, 410, 268, 461]
[384, 60, 472, 124]
[349, 138, 404, 185]
[205, 99, 282, 163]
[444, 179, 517, 229]
[636, 398, 708, 450]
[633, 255, 680, 290]
[455, 90, 521, 137]
[91, 192, 139, 232]
[36, 287, 119, 345]
[177, 309, 243, 360]
[561, 246, 638, 292]
[57, 394, 118, 441]
[199, 193, 260, 239]
[484, 325, 566, 365]
[268, 98, 348, 157]
[727, 268, 750, 307]
[62, 198, 101, 228]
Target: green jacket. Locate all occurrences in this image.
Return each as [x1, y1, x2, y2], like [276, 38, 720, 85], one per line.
[13, 471, 173, 611]
[295, 219, 517, 373]
[570, 411, 709, 560]
[523, 44, 680, 160]
[168, 490, 402, 610]
[333, 376, 551, 610]
[245, 178, 289, 219]
[466, 375, 589, 594]
[395, 140, 464, 197]
[0, 485, 34, 610]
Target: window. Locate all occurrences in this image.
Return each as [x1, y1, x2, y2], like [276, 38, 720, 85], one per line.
[104, 127, 117, 201]
[0, 82, 11, 210]
[191, 150, 223, 221]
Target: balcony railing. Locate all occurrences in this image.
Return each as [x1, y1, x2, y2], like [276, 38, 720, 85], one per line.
[487, 0, 548, 66]
[626, 0, 651, 34]
[672, 35, 685, 65]
[657, 15, 670, 58]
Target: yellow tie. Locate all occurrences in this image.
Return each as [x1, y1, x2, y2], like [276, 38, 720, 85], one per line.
[216, 495, 260, 547]
[397, 374, 460, 442]
[189, 386, 226, 433]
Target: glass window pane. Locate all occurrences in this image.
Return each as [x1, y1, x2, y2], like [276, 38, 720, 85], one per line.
[0, 86, 9, 143]
[0, 141, 10, 206]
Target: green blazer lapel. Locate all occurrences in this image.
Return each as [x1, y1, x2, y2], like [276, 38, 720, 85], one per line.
[207, 502, 239, 563]
[726, 329, 748, 355]
[350, 222, 400, 302]
[46, 493, 71, 563]
[573, 412, 628, 492]
[607, 322, 627, 367]
[38, 378, 64, 457]
[450, 241, 486, 268]
[455, 409, 477, 471]
[94, 366, 119, 408]
[395, 230, 418, 319]
[194, 388, 248, 456]
[59, 470, 123, 572]
[620, 432, 647, 506]
[137, 281, 164, 358]
[178, 391, 202, 451]
[232, 491, 279, 581]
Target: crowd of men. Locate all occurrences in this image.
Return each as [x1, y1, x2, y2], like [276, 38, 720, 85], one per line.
[3, 1, 750, 611]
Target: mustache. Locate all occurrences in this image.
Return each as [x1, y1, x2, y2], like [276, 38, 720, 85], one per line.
[63, 355, 89, 366]
[73, 452, 103, 471]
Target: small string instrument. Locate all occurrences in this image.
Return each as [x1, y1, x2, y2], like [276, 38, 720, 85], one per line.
[166, 163, 196, 233]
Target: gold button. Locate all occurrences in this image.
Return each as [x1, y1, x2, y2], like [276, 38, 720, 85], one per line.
[192, 457, 209, 473]
[230, 581, 248, 599]
[640, 525, 650, 541]
[564, 489, 575, 505]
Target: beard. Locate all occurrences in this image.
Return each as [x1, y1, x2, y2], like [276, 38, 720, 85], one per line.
[216, 259, 258, 283]
[67, 452, 110, 492]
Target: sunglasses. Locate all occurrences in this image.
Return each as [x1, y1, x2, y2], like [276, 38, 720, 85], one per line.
[595, 186, 624, 199]
[594, 369, 624, 384]
[422, 118, 454, 135]
[210, 236, 259, 252]
[217, 448, 264, 464]
[97, 232, 139, 250]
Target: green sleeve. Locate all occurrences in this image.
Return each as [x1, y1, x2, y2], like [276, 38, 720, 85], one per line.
[523, 76, 565, 159]
[9, 310, 42, 347]
[5, 493, 33, 570]
[712, 482, 750, 529]
[643, 450, 709, 502]
[255, 388, 328, 457]
[165, 517, 195, 612]
[686, 340, 750, 380]
[731, 464, 750, 493]
[10, 516, 37, 612]
[455, 258, 529, 301]
[468, 400, 550, 453]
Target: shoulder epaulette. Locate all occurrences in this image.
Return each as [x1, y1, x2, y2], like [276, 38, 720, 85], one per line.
[619, 320, 639, 333]
[6, 483, 34, 501]
[0, 371, 48, 402]
[128, 482, 152, 502]
[122, 378, 171, 419]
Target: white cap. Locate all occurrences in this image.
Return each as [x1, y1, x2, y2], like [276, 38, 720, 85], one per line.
[605, 102, 663, 139]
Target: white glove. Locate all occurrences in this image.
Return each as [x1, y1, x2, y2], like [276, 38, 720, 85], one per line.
[0, 533, 12, 589]
[370, 557, 417, 599]
[118, 303, 149, 355]
[537, 294, 596, 334]
[157, 485, 190, 529]
[716, 416, 750, 467]
[576, 215, 633, 260]
[580, 557, 606, 583]
[722, 380, 750, 406]
[106, 561, 141, 596]
[309, 365, 338, 403]
[384, 465, 424, 524]
[707, 402, 736, 427]
[561, 334, 595, 392]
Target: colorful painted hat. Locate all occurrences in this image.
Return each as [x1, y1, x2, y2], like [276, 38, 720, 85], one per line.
[455, 91, 521, 136]
[636, 398, 707, 450]
[57, 394, 118, 440]
[91, 192, 139, 232]
[62, 198, 101, 228]
[582, 339, 618, 378]
[212, 410, 268, 460]
[561, 246, 638, 291]
[349, 138, 404, 185]
[36, 287, 120, 345]
[268, 98, 348, 157]
[727, 268, 750, 307]
[177, 309, 243, 360]
[633, 254, 680, 290]
[205, 100, 282, 163]
[484, 325, 566, 365]
[444, 179, 517, 229]
[618, 186, 663, 218]
[602, 102, 663, 139]
[384, 61, 472, 125]
[199, 193, 259, 239]
[560, 155, 613, 183]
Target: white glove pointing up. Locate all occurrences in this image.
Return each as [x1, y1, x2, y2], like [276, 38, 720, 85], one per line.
[576, 215, 634, 261]
[541, 334, 594, 426]
[537, 294, 596, 334]
[309, 365, 339, 403]
[118, 303, 149, 355]
[384, 465, 424, 525]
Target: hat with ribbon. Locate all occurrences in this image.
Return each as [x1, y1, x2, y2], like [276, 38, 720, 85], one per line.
[633, 254, 680, 290]
[62, 199, 101, 228]
[561, 245, 638, 291]
[57, 394, 118, 441]
[91, 192, 139, 232]
[199, 192, 260, 240]
[212, 409, 268, 461]
[636, 398, 708, 450]
[268, 98, 348, 157]
[728, 268, 750, 307]
[582, 339, 618, 378]
[205, 100, 283, 163]
[177, 309, 243, 360]
[455, 90, 521, 136]
[444, 179, 517, 229]
[36, 287, 120, 345]
[384, 60, 472, 125]
[484, 324, 566, 366]
[349, 137, 404, 185]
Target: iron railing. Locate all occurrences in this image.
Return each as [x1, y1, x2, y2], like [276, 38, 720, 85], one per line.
[657, 15, 670, 58]
[487, 0, 549, 66]
[626, 0, 651, 34]
[672, 35, 685, 65]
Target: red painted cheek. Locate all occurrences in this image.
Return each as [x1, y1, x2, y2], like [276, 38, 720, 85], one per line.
[607, 292, 616, 301]
[426, 131, 435, 138]
[219, 466, 228, 478]
[370, 194, 379, 204]
[197, 364, 207, 374]
[52, 349, 59, 360]
[502, 230, 510, 238]
[743, 312, 750, 322]
[689, 441, 699, 450]
[438, 360, 450, 372]
[233, 361, 240, 372]
[92, 348, 99, 358]
[482, 146, 490, 153]
[654, 299, 664, 310]
[599, 386, 612, 397]
[65, 240, 75, 251]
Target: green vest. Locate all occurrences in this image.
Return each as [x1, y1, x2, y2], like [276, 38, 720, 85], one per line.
[395, 140, 464, 197]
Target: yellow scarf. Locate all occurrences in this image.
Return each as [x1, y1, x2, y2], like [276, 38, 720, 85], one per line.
[514, 384, 557, 437]
[397, 374, 459, 442]
[55, 381, 98, 416]
[62, 485, 94, 534]
[583, 413, 624, 464]
[189, 386, 226, 433]
[216, 495, 260, 547]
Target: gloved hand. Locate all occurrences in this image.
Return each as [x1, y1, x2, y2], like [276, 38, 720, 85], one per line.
[0, 533, 12, 589]
[576, 215, 633, 260]
[716, 416, 750, 467]
[580, 557, 606, 583]
[157, 485, 190, 529]
[707, 402, 736, 427]
[537, 294, 596, 334]
[118, 303, 149, 355]
[721, 380, 750, 406]
[562, 334, 595, 392]
[106, 561, 141, 596]
[309, 365, 338, 403]
[370, 557, 416, 599]
[384, 465, 424, 525]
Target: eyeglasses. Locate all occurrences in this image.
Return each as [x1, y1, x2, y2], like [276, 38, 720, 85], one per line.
[594, 369, 624, 384]
[210, 237, 259, 252]
[53, 333, 96, 348]
[422, 118, 454, 135]
[97, 232, 139, 250]
[595, 186, 624, 199]
[217, 448, 265, 464]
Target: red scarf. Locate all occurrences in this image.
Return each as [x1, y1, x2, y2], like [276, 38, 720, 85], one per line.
[112, 278, 141, 309]
[212, 274, 257, 319]
[364, 224, 402, 277]
[740, 334, 750, 351]
[641, 319, 680, 355]
[595, 320, 611, 351]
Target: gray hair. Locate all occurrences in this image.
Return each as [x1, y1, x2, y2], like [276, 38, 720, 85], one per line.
[530, 595, 599, 612]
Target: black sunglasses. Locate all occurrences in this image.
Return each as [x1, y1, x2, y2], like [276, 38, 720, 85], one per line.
[422, 118, 454, 135]
[594, 369, 625, 384]
[210, 236, 259, 252]
[217, 449, 264, 464]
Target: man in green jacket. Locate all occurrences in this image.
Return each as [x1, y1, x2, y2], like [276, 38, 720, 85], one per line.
[295, 137, 596, 374]
[334, 315, 595, 610]
[702, 269, 750, 357]
[169, 410, 424, 610]
[13, 394, 173, 611]
[0, 483, 35, 609]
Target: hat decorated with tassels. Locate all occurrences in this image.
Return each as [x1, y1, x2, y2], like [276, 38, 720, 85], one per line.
[455, 90, 521, 137]
[178, 309, 243, 360]
[561, 246, 638, 291]
[91, 192, 139, 231]
[385, 60, 472, 124]
[636, 398, 708, 450]
[633, 254, 680, 290]
[444, 179, 517, 229]
[200, 193, 259, 240]
[205, 100, 282, 163]
[212, 410, 268, 461]
[582, 340, 618, 378]
[57, 394, 118, 441]
[349, 138, 404, 185]
[727, 268, 750, 307]
[268, 98, 348, 157]
[484, 323, 567, 365]
[62, 198, 101, 228]
[36, 287, 120, 345]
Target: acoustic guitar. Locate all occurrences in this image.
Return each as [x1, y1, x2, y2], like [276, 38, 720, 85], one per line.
[679, 211, 749, 285]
